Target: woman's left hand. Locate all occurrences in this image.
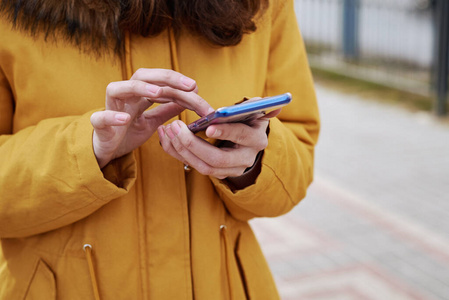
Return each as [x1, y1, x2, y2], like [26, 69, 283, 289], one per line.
[157, 110, 280, 180]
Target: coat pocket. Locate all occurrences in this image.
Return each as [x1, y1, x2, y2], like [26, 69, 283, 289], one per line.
[234, 229, 280, 300]
[24, 259, 56, 300]
[233, 232, 250, 300]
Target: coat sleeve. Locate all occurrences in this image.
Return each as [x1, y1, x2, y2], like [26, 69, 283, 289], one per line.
[0, 67, 136, 238]
[210, 0, 320, 221]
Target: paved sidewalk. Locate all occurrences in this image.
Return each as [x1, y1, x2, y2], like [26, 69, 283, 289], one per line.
[251, 85, 449, 300]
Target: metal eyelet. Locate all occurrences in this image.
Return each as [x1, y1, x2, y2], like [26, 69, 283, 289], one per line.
[184, 164, 192, 172]
[83, 244, 92, 252]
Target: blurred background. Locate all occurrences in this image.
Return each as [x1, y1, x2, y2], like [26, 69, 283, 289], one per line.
[251, 0, 449, 299]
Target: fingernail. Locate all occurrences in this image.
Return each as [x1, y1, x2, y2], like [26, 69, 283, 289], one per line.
[165, 125, 175, 139]
[157, 126, 163, 138]
[115, 113, 129, 122]
[146, 84, 161, 95]
[212, 128, 222, 137]
[180, 76, 195, 88]
[171, 121, 181, 135]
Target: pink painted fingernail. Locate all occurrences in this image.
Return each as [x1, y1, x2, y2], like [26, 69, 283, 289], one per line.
[180, 76, 195, 88]
[146, 84, 161, 95]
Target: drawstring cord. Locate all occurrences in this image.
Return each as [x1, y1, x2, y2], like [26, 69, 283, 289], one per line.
[83, 244, 101, 300]
[220, 225, 234, 300]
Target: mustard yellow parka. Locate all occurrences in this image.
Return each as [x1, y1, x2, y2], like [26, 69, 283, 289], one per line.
[0, 0, 319, 299]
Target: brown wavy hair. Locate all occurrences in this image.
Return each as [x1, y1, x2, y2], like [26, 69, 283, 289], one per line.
[0, 0, 268, 55]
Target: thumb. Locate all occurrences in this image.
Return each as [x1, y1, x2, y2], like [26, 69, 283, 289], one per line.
[91, 110, 131, 141]
[262, 108, 282, 119]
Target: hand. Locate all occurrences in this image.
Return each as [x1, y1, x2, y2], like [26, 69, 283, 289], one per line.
[90, 68, 213, 168]
[157, 109, 281, 180]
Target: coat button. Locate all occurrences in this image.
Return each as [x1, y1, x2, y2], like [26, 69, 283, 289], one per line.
[184, 164, 192, 172]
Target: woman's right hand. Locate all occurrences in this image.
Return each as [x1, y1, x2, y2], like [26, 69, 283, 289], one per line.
[90, 68, 213, 168]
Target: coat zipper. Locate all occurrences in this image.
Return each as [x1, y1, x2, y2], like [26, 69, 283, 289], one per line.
[168, 26, 195, 300]
[122, 30, 151, 299]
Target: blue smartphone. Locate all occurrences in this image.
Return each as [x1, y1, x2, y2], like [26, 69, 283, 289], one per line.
[188, 93, 292, 133]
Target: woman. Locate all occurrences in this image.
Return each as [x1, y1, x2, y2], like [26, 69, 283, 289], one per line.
[0, 0, 319, 299]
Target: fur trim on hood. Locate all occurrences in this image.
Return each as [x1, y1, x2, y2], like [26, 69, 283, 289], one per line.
[0, 0, 123, 54]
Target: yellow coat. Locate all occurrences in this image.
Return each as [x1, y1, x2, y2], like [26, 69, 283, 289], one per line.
[0, 0, 319, 299]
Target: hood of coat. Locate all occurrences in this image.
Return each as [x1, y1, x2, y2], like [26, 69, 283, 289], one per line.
[0, 0, 122, 54]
